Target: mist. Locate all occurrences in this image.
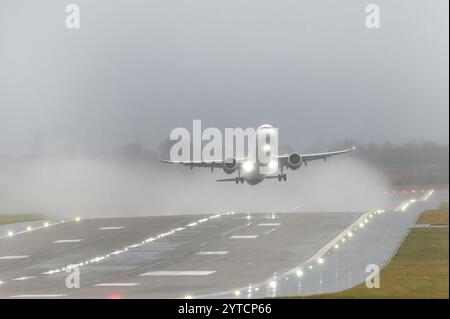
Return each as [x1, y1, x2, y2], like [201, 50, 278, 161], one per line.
[0, 151, 391, 218]
[1, 1, 447, 218]
[0, 0, 448, 156]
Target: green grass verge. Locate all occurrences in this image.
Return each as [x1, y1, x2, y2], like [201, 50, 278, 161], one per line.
[417, 203, 449, 225]
[0, 214, 45, 226]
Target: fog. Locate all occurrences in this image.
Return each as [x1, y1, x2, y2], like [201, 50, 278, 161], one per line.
[1, 1, 447, 217]
[0, 152, 391, 218]
[0, 0, 448, 155]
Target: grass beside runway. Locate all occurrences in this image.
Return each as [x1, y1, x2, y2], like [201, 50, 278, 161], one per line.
[0, 214, 44, 226]
[303, 203, 449, 299]
[417, 203, 449, 225]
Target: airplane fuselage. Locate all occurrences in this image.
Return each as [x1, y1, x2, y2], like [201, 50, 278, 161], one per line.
[239, 124, 280, 185]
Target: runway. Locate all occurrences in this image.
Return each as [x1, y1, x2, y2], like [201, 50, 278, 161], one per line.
[0, 189, 447, 298]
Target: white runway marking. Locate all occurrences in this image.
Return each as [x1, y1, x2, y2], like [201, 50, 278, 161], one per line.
[197, 251, 229, 255]
[13, 276, 36, 281]
[221, 223, 252, 236]
[99, 226, 124, 230]
[0, 255, 30, 260]
[140, 271, 216, 276]
[257, 223, 281, 226]
[53, 239, 83, 243]
[230, 235, 258, 239]
[263, 228, 277, 235]
[95, 283, 139, 287]
[10, 294, 67, 298]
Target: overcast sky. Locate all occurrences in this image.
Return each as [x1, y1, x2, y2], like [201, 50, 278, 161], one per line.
[0, 0, 448, 154]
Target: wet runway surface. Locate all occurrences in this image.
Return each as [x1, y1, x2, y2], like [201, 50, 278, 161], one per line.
[0, 189, 446, 298]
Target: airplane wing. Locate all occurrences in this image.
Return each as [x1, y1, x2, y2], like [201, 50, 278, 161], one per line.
[160, 158, 225, 168]
[159, 155, 247, 169]
[277, 146, 356, 167]
[160, 146, 355, 168]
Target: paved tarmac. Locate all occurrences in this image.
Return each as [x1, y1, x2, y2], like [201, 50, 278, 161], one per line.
[0, 189, 446, 298]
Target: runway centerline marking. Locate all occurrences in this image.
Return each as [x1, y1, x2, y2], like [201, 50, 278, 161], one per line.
[99, 226, 125, 230]
[53, 239, 83, 243]
[230, 235, 258, 239]
[140, 271, 216, 276]
[221, 223, 252, 236]
[95, 283, 139, 287]
[197, 251, 229, 255]
[257, 223, 281, 226]
[0, 255, 30, 260]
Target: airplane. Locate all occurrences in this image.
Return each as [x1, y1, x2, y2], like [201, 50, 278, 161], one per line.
[160, 124, 355, 185]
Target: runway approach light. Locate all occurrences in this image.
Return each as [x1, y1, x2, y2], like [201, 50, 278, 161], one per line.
[27, 226, 32, 231]
[44, 222, 49, 227]
[0, 280, 3, 285]
[359, 223, 364, 228]
[334, 244, 339, 249]
[269, 281, 277, 288]
[185, 295, 193, 299]
[347, 232, 353, 238]
[318, 258, 324, 264]
[7, 231, 13, 237]
[234, 290, 241, 297]
[308, 265, 313, 270]
[243, 161, 254, 172]
[296, 270, 304, 277]
[75, 217, 81, 222]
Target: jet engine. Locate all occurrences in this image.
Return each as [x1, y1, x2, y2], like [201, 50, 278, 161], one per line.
[287, 153, 302, 170]
[223, 158, 238, 174]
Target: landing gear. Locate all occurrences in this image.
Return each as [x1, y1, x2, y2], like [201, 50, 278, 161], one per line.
[278, 167, 287, 181]
[235, 168, 244, 184]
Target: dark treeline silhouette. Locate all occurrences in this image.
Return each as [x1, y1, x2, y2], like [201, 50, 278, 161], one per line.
[318, 141, 449, 187]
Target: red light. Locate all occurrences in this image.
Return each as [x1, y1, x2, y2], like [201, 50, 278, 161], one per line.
[109, 294, 122, 299]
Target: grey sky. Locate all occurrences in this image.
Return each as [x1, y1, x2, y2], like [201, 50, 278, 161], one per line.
[0, 0, 448, 155]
